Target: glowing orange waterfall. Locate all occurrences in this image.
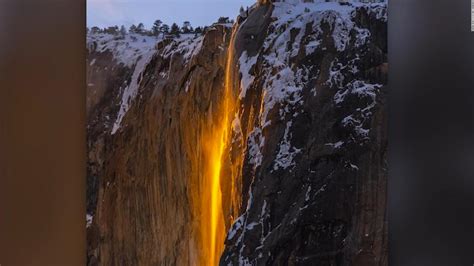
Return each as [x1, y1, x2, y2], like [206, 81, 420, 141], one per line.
[200, 25, 238, 266]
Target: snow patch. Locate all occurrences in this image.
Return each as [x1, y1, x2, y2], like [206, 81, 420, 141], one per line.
[227, 215, 245, 241]
[305, 185, 312, 201]
[161, 34, 204, 64]
[325, 141, 345, 149]
[87, 33, 158, 67]
[273, 121, 302, 171]
[111, 49, 155, 135]
[247, 127, 264, 168]
[238, 51, 258, 99]
[305, 40, 321, 55]
[349, 163, 359, 170]
[86, 214, 93, 228]
[246, 222, 258, 230]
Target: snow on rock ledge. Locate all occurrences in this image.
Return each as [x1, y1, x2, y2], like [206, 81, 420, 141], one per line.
[87, 33, 205, 135]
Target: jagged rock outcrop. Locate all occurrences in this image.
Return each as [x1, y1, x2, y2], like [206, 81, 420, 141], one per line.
[86, 0, 387, 265]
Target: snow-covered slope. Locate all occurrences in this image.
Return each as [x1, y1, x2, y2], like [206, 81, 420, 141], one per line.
[87, 33, 158, 67]
[86, 33, 204, 134]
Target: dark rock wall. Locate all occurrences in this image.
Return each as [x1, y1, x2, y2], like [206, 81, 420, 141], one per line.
[86, 49, 133, 266]
[221, 3, 387, 265]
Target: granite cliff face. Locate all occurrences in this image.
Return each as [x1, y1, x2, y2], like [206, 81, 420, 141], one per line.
[86, 0, 387, 265]
[221, 1, 388, 265]
[87, 27, 234, 265]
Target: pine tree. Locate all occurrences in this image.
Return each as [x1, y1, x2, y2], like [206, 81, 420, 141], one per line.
[137, 23, 145, 34]
[129, 24, 137, 34]
[91, 26, 100, 34]
[182, 21, 192, 34]
[170, 23, 180, 37]
[105, 25, 119, 35]
[152, 19, 163, 37]
[217, 17, 230, 24]
[160, 24, 170, 34]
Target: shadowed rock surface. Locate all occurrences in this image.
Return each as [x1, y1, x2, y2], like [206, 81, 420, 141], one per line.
[221, 2, 387, 265]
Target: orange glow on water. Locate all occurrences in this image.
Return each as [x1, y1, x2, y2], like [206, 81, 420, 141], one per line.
[201, 25, 237, 266]
[208, 126, 226, 266]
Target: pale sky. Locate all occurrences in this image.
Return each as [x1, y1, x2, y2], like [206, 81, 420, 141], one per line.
[87, 0, 257, 28]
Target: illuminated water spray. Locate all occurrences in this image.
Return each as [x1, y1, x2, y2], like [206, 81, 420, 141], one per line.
[205, 25, 238, 266]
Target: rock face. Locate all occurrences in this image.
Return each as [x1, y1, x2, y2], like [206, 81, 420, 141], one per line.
[87, 28, 235, 265]
[86, 0, 387, 265]
[221, 1, 388, 265]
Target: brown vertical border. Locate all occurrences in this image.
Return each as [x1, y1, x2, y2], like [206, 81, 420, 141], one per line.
[0, 0, 86, 265]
